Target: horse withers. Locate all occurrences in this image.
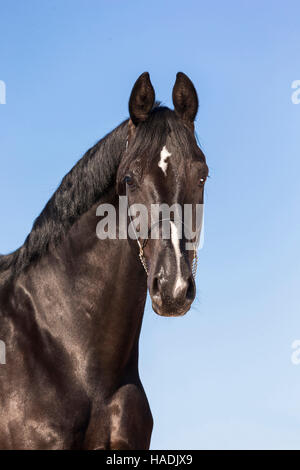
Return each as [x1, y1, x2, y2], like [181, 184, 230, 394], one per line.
[0, 72, 208, 449]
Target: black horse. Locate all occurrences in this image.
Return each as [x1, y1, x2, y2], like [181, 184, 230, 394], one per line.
[0, 72, 208, 449]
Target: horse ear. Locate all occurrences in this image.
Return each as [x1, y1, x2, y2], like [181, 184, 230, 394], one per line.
[129, 72, 155, 126]
[172, 72, 198, 124]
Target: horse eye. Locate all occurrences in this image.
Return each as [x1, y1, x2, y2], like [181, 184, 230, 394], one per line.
[124, 175, 132, 184]
[124, 175, 133, 185]
[199, 177, 206, 186]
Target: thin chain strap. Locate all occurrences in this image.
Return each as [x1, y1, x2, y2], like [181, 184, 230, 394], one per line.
[139, 247, 149, 275]
[191, 248, 198, 279]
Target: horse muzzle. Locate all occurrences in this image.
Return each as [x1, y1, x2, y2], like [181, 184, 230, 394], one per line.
[149, 270, 195, 317]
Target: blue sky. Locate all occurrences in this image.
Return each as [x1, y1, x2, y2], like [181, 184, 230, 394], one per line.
[1, 0, 300, 449]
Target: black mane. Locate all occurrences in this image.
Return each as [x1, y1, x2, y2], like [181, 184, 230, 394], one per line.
[0, 119, 129, 276]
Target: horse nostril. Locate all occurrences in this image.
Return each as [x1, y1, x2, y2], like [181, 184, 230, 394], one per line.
[186, 276, 195, 301]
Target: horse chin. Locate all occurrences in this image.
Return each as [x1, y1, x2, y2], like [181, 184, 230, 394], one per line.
[151, 300, 191, 317]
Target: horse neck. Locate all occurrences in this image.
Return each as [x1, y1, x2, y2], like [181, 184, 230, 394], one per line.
[15, 187, 148, 382]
